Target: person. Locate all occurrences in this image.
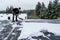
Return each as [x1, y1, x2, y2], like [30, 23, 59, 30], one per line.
[12, 7, 21, 22]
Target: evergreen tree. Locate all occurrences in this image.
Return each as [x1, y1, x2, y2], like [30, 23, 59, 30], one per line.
[46, 0, 59, 19]
[6, 7, 9, 13]
[35, 2, 41, 16]
[47, 1, 53, 19]
[41, 2, 46, 19]
[9, 6, 13, 13]
[34, 0, 59, 19]
[42, 2, 45, 8]
[52, 0, 59, 18]
[53, 0, 59, 7]
[6, 6, 13, 13]
[57, 3, 60, 17]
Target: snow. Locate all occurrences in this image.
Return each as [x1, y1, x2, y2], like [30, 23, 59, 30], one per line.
[0, 27, 4, 32]
[19, 22, 60, 39]
[0, 14, 27, 20]
[0, 14, 60, 40]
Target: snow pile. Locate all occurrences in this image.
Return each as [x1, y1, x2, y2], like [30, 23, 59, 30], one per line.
[18, 22, 60, 40]
[19, 30, 60, 40]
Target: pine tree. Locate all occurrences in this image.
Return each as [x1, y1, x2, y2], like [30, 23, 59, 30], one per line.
[57, 3, 60, 17]
[41, 2, 46, 19]
[53, 0, 59, 7]
[35, 2, 41, 16]
[52, 0, 59, 18]
[47, 1, 53, 19]
[42, 2, 45, 8]
[6, 6, 13, 13]
[46, 0, 59, 19]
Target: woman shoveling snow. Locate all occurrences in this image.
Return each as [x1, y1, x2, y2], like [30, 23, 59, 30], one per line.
[12, 7, 23, 22]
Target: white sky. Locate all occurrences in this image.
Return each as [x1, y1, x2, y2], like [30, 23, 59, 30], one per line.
[0, 0, 60, 10]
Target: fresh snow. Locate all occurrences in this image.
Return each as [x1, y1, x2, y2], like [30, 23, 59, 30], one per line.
[19, 22, 60, 39]
[0, 14, 27, 20]
[0, 14, 60, 40]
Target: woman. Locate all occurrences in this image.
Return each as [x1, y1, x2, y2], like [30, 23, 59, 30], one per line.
[12, 7, 21, 22]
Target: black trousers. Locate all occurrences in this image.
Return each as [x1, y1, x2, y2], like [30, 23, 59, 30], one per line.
[12, 13, 18, 22]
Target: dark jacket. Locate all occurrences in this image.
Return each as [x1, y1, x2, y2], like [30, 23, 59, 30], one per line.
[13, 8, 19, 14]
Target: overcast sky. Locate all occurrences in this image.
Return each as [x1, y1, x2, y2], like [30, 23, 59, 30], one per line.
[0, 0, 60, 10]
